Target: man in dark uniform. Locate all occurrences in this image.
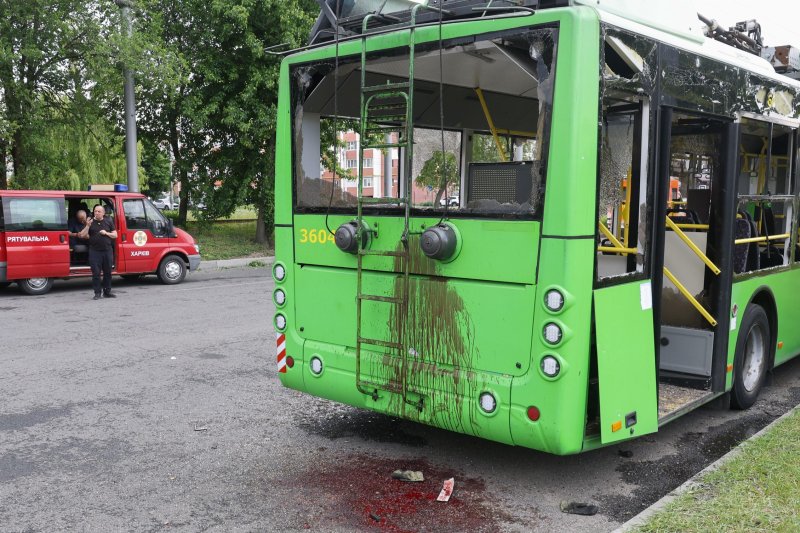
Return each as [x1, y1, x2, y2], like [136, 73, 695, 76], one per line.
[79, 205, 118, 300]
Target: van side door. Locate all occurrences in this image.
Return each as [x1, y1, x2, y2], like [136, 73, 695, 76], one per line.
[120, 198, 171, 273]
[2, 196, 70, 279]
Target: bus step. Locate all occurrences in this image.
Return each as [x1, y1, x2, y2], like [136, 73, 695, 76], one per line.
[365, 114, 407, 123]
[358, 196, 406, 204]
[358, 337, 403, 349]
[362, 82, 410, 93]
[358, 294, 404, 304]
[358, 249, 407, 257]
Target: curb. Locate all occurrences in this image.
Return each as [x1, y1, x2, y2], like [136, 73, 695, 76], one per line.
[196, 256, 274, 271]
[615, 402, 800, 532]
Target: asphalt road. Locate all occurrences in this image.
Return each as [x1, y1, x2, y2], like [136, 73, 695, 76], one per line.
[2, 267, 800, 532]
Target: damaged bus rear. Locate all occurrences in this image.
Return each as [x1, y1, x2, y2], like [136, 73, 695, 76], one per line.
[274, 2, 599, 455]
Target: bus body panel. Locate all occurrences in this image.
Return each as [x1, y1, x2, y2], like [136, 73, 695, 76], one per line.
[594, 281, 658, 443]
[728, 269, 800, 386]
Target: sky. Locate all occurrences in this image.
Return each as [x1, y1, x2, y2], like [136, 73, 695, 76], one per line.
[695, 0, 800, 47]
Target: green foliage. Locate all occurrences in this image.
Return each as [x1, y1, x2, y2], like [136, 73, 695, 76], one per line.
[415, 150, 459, 205]
[636, 410, 800, 533]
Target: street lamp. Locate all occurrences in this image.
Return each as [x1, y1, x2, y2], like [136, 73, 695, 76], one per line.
[115, 0, 139, 192]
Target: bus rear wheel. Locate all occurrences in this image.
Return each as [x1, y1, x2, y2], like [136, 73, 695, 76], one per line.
[19, 277, 54, 296]
[157, 255, 186, 285]
[731, 304, 770, 410]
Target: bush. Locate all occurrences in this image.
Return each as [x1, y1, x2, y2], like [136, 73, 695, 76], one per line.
[161, 209, 179, 221]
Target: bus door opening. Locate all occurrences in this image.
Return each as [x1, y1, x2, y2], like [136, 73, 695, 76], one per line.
[654, 111, 736, 422]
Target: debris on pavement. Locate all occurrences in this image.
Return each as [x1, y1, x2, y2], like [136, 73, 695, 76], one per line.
[618, 449, 634, 458]
[559, 501, 599, 516]
[391, 470, 424, 482]
[193, 424, 208, 432]
[369, 513, 381, 522]
[436, 478, 455, 502]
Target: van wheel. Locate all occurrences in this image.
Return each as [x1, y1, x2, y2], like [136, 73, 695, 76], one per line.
[731, 304, 770, 410]
[19, 278, 54, 295]
[157, 255, 186, 285]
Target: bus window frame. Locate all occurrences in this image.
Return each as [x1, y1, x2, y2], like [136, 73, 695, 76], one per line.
[288, 23, 560, 221]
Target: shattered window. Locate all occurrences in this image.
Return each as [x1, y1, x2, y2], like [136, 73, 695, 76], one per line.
[736, 118, 795, 272]
[290, 26, 558, 217]
[596, 101, 649, 282]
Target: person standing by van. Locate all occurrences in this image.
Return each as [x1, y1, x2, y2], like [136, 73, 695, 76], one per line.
[80, 205, 118, 300]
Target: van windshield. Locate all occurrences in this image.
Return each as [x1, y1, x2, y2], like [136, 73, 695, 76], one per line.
[291, 25, 557, 218]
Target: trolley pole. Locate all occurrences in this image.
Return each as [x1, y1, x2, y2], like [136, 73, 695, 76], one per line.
[116, 0, 139, 192]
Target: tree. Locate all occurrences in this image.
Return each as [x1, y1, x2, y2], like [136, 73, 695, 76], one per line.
[0, 0, 112, 185]
[415, 150, 459, 206]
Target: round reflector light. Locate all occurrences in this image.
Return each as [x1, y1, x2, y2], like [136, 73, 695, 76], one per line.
[544, 289, 564, 312]
[310, 356, 323, 375]
[543, 323, 562, 345]
[478, 392, 497, 414]
[275, 313, 287, 331]
[274, 289, 286, 306]
[527, 406, 541, 421]
[286, 356, 295, 368]
[541, 355, 561, 377]
[274, 264, 286, 282]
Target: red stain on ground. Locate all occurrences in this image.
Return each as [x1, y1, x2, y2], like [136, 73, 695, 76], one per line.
[291, 454, 516, 532]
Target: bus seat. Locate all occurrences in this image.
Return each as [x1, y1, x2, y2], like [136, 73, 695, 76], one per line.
[666, 207, 699, 227]
[760, 246, 784, 268]
[740, 211, 760, 271]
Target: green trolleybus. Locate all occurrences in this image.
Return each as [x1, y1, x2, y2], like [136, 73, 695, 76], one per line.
[272, 0, 800, 454]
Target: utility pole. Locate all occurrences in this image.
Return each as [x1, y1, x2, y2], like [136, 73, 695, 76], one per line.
[116, 0, 139, 192]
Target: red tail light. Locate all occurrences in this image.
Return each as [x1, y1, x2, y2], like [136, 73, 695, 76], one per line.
[286, 356, 295, 368]
[527, 406, 540, 422]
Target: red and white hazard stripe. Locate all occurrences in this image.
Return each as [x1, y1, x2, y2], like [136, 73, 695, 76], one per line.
[277, 333, 287, 373]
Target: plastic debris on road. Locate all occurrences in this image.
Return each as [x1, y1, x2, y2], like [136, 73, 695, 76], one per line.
[436, 478, 455, 502]
[391, 470, 424, 482]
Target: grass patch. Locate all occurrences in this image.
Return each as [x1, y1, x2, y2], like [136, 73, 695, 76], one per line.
[186, 221, 272, 260]
[635, 409, 800, 533]
[248, 260, 267, 268]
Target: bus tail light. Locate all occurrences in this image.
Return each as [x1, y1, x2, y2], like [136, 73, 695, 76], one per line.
[286, 356, 295, 368]
[611, 420, 622, 432]
[527, 406, 540, 422]
[273, 263, 286, 282]
[543, 323, 562, 345]
[310, 356, 323, 375]
[544, 289, 564, 312]
[478, 392, 497, 414]
[540, 356, 560, 378]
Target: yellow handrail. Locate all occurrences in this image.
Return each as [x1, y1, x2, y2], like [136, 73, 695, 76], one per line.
[598, 222, 625, 249]
[675, 223, 709, 230]
[665, 217, 721, 275]
[663, 267, 717, 326]
[734, 233, 790, 245]
[475, 88, 508, 162]
[598, 246, 637, 255]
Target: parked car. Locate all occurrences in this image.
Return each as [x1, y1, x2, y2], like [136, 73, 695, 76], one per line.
[439, 195, 459, 207]
[153, 196, 180, 210]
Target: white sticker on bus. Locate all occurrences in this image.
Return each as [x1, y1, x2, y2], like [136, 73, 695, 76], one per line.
[7, 235, 50, 243]
[640, 281, 652, 310]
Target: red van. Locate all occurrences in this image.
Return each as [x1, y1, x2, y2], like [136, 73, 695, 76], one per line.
[0, 188, 201, 295]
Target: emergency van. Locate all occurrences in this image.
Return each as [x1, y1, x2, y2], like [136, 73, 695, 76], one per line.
[0, 187, 201, 295]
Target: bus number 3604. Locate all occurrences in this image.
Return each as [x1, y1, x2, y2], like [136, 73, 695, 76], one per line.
[299, 228, 333, 244]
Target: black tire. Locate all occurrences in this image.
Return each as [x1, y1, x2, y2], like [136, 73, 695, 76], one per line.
[157, 255, 187, 285]
[18, 278, 54, 295]
[121, 274, 144, 281]
[731, 304, 771, 410]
